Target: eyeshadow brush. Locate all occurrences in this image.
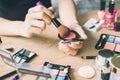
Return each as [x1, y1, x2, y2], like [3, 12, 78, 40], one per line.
[36, 1, 71, 38]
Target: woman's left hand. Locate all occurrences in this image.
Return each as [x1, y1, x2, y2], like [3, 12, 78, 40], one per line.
[58, 23, 87, 56]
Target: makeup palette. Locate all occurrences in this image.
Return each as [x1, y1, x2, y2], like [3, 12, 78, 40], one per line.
[95, 34, 120, 53]
[37, 62, 71, 80]
[12, 48, 37, 64]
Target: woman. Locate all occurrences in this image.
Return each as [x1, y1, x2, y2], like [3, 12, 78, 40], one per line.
[0, 0, 87, 55]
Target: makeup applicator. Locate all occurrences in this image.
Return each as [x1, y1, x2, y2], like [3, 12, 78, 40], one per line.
[36, 1, 71, 38]
[51, 18, 71, 38]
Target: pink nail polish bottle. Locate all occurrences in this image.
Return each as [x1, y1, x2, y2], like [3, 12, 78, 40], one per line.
[113, 9, 117, 31]
[106, 0, 116, 29]
[98, 0, 106, 20]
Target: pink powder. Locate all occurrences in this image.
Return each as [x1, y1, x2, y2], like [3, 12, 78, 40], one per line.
[64, 32, 76, 39]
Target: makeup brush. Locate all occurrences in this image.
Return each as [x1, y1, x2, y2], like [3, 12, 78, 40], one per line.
[81, 56, 96, 60]
[51, 18, 71, 38]
[36, 1, 71, 38]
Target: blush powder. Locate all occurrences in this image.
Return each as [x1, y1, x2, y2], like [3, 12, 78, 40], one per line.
[64, 32, 76, 40]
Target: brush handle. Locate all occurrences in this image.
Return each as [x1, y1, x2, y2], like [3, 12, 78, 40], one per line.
[0, 70, 17, 80]
[51, 18, 61, 28]
[36, 1, 61, 28]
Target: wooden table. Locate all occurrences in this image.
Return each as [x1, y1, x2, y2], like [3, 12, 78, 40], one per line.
[0, 6, 120, 80]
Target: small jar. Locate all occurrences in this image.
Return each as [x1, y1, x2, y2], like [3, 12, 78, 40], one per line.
[95, 49, 114, 70]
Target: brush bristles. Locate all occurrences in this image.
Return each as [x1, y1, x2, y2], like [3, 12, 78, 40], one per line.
[58, 25, 71, 38]
[81, 56, 86, 59]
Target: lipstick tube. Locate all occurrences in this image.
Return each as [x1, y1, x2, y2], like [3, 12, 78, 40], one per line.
[98, 0, 106, 20]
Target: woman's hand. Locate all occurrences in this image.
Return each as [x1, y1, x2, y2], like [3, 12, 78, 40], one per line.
[19, 5, 54, 37]
[58, 23, 87, 56]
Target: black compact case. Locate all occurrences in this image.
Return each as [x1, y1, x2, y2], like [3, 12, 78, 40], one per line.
[95, 34, 120, 54]
[12, 48, 37, 64]
[58, 30, 84, 43]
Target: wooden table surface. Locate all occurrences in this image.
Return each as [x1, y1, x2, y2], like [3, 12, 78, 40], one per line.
[0, 6, 120, 80]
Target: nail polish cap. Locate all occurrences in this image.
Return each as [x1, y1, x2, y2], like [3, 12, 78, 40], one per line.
[36, 1, 42, 6]
[109, 0, 115, 14]
[100, 0, 106, 11]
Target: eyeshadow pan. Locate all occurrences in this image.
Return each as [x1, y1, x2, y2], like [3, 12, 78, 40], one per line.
[42, 66, 51, 73]
[64, 32, 76, 40]
[56, 76, 65, 80]
[114, 37, 120, 44]
[52, 69, 59, 75]
[115, 45, 120, 52]
[104, 42, 116, 51]
[59, 71, 66, 76]
[107, 36, 115, 43]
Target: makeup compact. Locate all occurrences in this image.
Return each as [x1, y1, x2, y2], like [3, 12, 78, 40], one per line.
[95, 34, 120, 53]
[83, 18, 104, 32]
[12, 48, 37, 64]
[78, 66, 95, 79]
[58, 30, 83, 43]
[37, 62, 71, 80]
[0, 49, 51, 80]
[17, 63, 51, 79]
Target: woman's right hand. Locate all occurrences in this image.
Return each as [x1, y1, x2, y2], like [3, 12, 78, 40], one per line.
[20, 5, 54, 37]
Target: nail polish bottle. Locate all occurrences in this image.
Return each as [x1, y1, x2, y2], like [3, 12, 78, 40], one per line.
[106, 0, 116, 29]
[98, 0, 106, 20]
[113, 9, 117, 31]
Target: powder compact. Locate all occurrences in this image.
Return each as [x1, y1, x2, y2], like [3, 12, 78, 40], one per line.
[58, 30, 84, 43]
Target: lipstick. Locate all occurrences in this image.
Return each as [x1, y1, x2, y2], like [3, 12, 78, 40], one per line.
[98, 0, 106, 20]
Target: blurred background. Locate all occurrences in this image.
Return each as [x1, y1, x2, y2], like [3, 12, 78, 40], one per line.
[51, 0, 120, 16]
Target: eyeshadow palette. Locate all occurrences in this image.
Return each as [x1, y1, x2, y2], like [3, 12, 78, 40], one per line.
[12, 48, 37, 64]
[95, 34, 120, 53]
[37, 62, 71, 80]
